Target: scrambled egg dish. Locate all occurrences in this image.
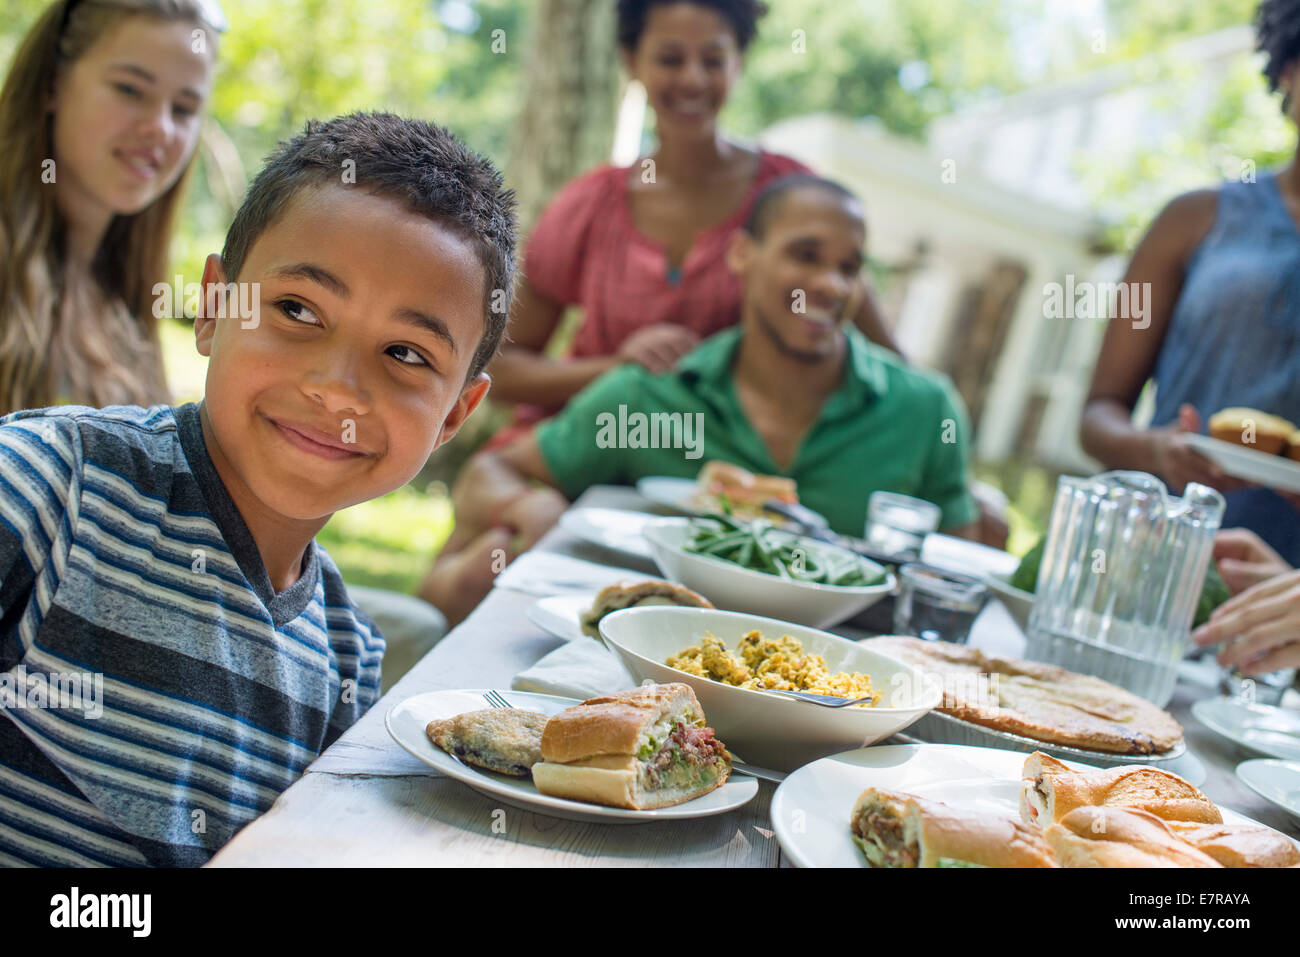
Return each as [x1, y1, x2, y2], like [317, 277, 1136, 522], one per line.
[667, 630, 880, 706]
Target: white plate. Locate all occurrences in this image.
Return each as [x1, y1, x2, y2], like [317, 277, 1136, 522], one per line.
[1186, 434, 1300, 493]
[1192, 697, 1300, 761]
[600, 607, 939, 771]
[525, 593, 594, 643]
[642, 517, 893, 629]
[772, 743, 1280, 867]
[559, 507, 655, 560]
[1236, 759, 1300, 823]
[635, 476, 701, 514]
[385, 689, 759, 824]
[921, 534, 1020, 580]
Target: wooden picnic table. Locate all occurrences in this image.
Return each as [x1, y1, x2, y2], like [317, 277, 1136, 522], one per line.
[207, 485, 1299, 867]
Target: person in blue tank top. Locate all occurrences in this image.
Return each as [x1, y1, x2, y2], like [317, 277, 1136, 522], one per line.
[1082, 0, 1300, 565]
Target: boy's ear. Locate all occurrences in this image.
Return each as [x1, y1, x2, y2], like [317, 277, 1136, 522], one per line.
[437, 373, 491, 447]
[194, 253, 226, 357]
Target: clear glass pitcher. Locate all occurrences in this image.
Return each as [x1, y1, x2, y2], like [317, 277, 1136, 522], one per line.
[1024, 471, 1225, 707]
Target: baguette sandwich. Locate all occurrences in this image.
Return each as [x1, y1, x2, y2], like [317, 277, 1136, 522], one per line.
[1019, 751, 1221, 827]
[531, 683, 731, 809]
[579, 580, 714, 639]
[1165, 821, 1300, 868]
[695, 460, 798, 510]
[1046, 807, 1223, 867]
[850, 788, 1055, 868]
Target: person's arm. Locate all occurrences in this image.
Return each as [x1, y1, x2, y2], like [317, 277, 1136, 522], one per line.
[919, 380, 981, 536]
[485, 275, 621, 408]
[1079, 190, 1239, 494]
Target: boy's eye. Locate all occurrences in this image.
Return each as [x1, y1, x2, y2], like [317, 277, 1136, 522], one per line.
[386, 344, 430, 368]
[276, 299, 321, 326]
[114, 83, 143, 98]
[173, 103, 196, 119]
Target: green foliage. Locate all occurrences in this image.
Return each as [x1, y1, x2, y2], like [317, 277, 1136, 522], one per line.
[316, 484, 455, 593]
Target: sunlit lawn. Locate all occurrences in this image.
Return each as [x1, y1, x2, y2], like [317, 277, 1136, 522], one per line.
[161, 318, 455, 594]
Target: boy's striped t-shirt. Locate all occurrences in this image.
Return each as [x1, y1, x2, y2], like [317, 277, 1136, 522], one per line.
[0, 403, 385, 866]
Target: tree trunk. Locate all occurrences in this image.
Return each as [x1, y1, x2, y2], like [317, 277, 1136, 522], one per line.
[507, 0, 620, 234]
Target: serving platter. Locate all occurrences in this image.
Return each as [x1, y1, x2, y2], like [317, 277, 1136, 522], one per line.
[771, 743, 1280, 867]
[386, 689, 759, 824]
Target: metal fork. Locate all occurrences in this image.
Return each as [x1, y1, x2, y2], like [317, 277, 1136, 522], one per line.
[483, 689, 513, 710]
[755, 688, 878, 708]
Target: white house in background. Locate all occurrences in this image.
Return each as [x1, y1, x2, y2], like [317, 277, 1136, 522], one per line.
[753, 25, 1257, 473]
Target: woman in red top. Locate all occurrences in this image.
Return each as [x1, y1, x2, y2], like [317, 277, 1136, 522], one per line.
[487, 0, 900, 420]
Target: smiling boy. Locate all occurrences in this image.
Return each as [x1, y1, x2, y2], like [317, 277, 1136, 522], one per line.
[0, 113, 515, 866]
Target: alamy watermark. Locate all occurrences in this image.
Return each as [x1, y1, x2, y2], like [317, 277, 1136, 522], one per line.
[1043, 275, 1151, 330]
[0, 665, 104, 719]
[595, 405, 705, 460]
[152, 275, 261, 328]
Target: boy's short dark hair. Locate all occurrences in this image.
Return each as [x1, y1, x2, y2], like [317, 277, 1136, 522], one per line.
[221, 112, 518, 380]
[743, 174, 861, 240]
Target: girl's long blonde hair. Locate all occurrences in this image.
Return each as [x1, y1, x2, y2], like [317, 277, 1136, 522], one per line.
[0, 0, 217, 414]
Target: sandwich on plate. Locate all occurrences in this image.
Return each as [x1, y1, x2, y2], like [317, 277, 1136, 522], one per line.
[1046, 807, 1223, 868]
[531, 683, 732, 809]
[1018, 752, 1221, 827]
[579, 580, 713, 639]
[850, 788, 1055, 868]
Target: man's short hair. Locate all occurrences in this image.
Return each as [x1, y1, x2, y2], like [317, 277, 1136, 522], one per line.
[742, 174, 861, 240]
[221, 112, 517, 380]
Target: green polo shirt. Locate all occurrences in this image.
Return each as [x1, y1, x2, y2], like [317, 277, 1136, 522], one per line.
[535, 326, 977, 535]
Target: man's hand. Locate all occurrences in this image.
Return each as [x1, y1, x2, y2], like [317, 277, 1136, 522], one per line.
[1193, 568, 1300, 675]
[495, 486, 569, 552]
[615, 323, 699, 374]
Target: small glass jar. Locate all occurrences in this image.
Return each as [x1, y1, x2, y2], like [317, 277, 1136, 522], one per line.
[893, 563, 989, 644]
[864, 492, 941, 561]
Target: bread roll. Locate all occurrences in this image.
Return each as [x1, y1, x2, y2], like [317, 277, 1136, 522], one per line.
[1047, 807, 1223, 867]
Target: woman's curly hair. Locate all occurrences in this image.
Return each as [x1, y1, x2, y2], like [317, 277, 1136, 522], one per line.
[616, 0, 769, 52]
[1255, 0, 1300, 93]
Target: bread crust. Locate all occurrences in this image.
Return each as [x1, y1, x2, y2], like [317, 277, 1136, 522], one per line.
[1020, 752, 1221, 826]
[532, 760, 730, 810]
[540, 683, 703, 763]
[1047, 807, 1223, 867]
[579, 580, 713, 638]
[865, 636, 1183, 754]
[1166, 821, 1300, 868]
[852, 788, 1055, 868]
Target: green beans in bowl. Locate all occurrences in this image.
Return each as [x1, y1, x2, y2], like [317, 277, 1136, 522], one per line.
[643, 516, 895, 629]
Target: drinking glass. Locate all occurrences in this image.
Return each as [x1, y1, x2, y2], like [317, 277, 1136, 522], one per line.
[864, 492, 941, 561]
[893, 563, 988, 645]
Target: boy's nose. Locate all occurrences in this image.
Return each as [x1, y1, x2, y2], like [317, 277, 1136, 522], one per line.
[301, 362, 372, 417]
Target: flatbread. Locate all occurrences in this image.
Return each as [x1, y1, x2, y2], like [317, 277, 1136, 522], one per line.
[864, 636, 1183, 755]
[426, 708, 548, 776]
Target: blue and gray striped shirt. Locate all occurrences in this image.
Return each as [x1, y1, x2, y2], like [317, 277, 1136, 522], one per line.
[0, 403, 385, 866]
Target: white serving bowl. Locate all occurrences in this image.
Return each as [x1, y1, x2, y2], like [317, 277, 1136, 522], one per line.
[599, 606, 941, 771]
[984, 572, 1034, 633]
[642, 518, 895, 629]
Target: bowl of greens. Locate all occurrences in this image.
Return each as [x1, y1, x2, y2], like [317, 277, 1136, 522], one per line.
[642, 515, 895, 629]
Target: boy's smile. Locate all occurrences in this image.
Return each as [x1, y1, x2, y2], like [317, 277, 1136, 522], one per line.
[194, 182, 491, 586]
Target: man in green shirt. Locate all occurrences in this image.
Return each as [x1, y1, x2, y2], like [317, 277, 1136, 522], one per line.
[422, 175, 979, 623]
